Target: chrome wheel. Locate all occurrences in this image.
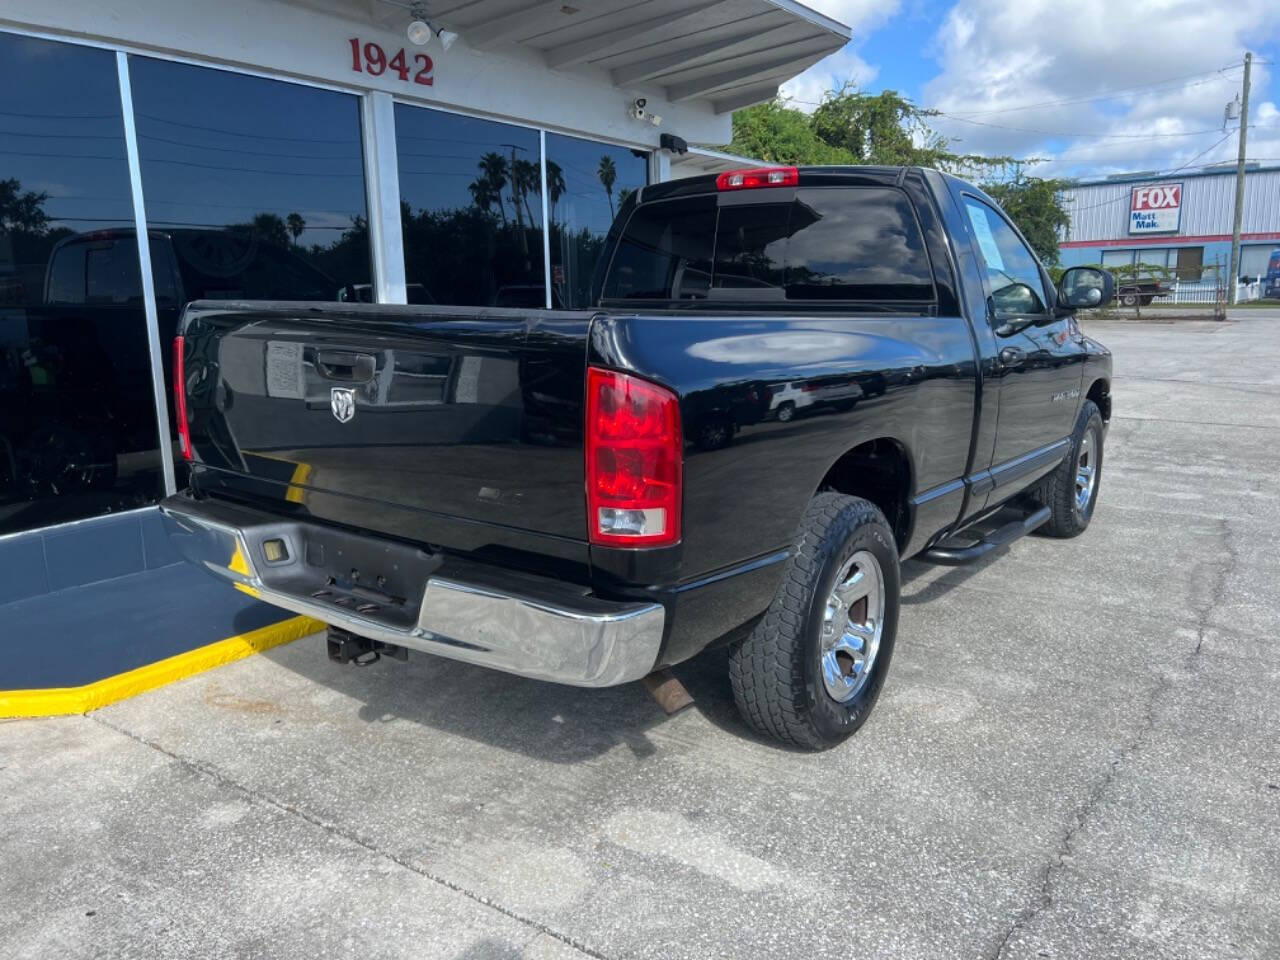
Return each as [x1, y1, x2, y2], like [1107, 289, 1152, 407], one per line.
[820, 550, 885, 703]
[1075, 425, 1100, 515]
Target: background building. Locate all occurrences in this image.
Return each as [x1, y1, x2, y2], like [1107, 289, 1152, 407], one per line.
[1058, 163, 1280, 281]
[0, 0, 846, 694]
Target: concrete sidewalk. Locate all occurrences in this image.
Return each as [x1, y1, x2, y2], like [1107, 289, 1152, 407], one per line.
[3, 311, 1278, 960]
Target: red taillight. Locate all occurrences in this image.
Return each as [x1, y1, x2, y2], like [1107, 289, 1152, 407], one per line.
[173, 335, 193, 461]
[715, 166, 799, 191]
[585, 367, 682, 547]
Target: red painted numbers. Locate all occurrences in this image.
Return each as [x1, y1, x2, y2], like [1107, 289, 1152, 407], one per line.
[349, 38, 433, 86]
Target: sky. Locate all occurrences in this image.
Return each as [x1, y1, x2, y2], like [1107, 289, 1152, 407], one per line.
[786, 0, 1280, 181]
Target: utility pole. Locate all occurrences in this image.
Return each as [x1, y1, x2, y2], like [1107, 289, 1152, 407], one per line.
[1228, 51, 1252, 304]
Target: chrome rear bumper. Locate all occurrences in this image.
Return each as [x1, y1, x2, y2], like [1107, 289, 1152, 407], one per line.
[160, 496, 664, 687]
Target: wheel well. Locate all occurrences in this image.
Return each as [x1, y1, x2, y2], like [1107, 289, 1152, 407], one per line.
[1086, 378, 1111, 422]
[817, 438, 912, 549]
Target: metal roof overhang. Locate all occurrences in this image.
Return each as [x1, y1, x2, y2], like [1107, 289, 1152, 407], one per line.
[354, 0, 850, 114]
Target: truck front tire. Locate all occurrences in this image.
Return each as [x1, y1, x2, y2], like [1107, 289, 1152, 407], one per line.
[1039, 399, 1104, 537]
[729, 492, 900, 750]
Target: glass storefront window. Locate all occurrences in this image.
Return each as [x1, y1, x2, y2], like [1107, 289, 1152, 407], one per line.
[546, 134, 648, 309]
[394, 104, 545, 307]
[0, 32, 164, 534]
[129, 56, 372, 328]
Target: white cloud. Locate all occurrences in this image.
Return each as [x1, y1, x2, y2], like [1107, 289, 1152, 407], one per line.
[781, 49, 879, 111]
[921, 0, 1280, 178]
[799, 0, 901, 29]
[780, 0, 900, 112]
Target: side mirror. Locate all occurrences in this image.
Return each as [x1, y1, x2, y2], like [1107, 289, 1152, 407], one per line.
[1058, 266, 1114, 310]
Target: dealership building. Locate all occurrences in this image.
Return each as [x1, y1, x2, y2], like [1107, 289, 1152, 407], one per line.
[0, 0, 847, 704]
[1058, 163, 1280, 282]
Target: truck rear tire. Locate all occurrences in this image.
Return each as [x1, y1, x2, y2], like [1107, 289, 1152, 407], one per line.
[728, 492, 900, 750]
[1039, 399, 1104, 538]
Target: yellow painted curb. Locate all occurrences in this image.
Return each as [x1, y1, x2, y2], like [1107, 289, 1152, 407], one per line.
[0, 616, 325, 719]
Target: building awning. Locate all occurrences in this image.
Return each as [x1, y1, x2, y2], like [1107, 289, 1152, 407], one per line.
[371, 0, 851, 114]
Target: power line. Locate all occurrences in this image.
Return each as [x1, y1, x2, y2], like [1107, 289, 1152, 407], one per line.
[933, 112, 1231, 140]
[1061, 131, 1236, 213]
[943, 66, 1242, 118]
[785, 64, 1242, 116]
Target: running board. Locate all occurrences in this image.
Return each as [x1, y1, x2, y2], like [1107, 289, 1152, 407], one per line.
[921, 505, 1052, 566]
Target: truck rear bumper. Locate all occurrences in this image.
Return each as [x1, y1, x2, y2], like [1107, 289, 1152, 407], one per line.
[160, 494, 664, 687]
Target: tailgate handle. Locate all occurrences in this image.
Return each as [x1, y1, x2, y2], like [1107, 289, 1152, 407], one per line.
[314, 351, 376, 382]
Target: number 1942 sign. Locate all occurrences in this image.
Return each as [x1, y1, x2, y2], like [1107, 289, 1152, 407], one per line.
[1129, 182, 1182, 235]
[348, 38, 433, 86]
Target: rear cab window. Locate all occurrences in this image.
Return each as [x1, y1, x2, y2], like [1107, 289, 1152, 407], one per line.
[602, 185, 935, 306]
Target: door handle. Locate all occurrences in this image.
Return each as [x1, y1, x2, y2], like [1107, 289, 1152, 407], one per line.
[999, 346, 1026, 368]
[314, 351, 376, 382]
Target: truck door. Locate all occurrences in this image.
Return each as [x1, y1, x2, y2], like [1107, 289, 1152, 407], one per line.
[959, 194, 1087, 504]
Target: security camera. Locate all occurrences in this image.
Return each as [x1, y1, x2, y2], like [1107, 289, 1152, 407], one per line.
[629, 97, 663, 126]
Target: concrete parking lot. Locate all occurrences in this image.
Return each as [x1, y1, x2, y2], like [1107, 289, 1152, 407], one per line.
[4, 310, 1279, 960]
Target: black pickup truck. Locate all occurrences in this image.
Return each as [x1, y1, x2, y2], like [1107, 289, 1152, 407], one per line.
[163, 165, 1114, 749]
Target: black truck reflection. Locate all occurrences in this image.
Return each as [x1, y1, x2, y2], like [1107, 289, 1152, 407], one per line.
[0, 227, 353, 518]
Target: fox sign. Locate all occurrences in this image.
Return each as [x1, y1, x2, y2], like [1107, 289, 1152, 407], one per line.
[1130, 182, 1182, 235]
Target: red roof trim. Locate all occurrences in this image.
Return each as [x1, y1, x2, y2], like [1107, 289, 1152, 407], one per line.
[1061, 231, 1280, 249]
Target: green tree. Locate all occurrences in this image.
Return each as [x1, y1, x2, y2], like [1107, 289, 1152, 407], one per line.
[597, 155, 617, 218]
[545, 159, 566, 223]
[725, 85, 1071, 264]
[475, 152, 510, 226]
[285, 212, 305, 244]
[0, 178, 50, 233]
[728, 99, 855, 165]
[983, 177, 1071, 266]
[512, 157, 542, 232]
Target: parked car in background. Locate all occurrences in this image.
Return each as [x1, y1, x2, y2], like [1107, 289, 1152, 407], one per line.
[771, 376, 864, 421]
[1116, 276, 1171, 307]
[164, 165, 1115, 749]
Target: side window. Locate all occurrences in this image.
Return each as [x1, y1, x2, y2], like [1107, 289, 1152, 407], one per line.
[604, 196, 716, 300]
[963, 197, 1047, 319]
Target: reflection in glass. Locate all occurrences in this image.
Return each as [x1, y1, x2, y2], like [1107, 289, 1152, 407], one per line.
[130, 56, 372, 321]
[395, 105, 545, 307]
[128, 56, 373, 487]
[605, 187, 933, 304]
[603, 197, 716, 300]
[0, 31, 164, 534]
[546, 133, 648, 309]
[963, 197, 1047, 318]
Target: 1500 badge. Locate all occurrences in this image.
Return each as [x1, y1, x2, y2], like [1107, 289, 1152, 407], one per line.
[1051, 388, 1081, 403]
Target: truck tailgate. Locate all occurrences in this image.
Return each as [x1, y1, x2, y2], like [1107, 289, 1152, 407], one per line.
[180, 302, 593, 562]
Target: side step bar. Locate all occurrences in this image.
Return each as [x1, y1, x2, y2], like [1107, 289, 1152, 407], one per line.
[922, 505, 1052, 566]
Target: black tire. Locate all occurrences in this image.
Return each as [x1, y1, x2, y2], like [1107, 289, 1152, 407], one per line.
[1119, 292, 1138, 307]
[729, 492, 900, 750]
[1039, 399, 1104, 537]
[694, 416, 734, 451]
[776, 402, 795, 422]
[1140, 295, 1155, 306]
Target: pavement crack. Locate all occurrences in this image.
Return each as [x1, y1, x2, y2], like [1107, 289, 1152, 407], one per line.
[88, 714, 607, 960]
[990, 518, 1237, 960]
